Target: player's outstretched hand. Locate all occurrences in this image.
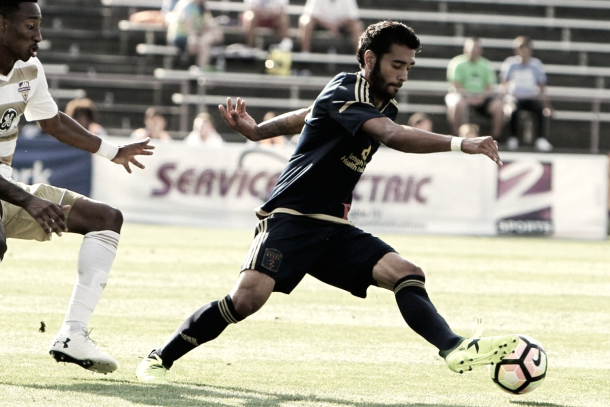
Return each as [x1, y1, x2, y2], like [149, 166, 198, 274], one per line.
[460, 136, 503, 167]
[24, 196, 70, 237]
[218, 97, 258, 140]
[112, 137, 155, 173]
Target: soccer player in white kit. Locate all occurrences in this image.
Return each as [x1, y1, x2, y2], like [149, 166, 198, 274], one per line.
[0, 0, 154, 374]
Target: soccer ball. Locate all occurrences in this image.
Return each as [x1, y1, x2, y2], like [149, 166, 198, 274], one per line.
[490, 335, 547, 394]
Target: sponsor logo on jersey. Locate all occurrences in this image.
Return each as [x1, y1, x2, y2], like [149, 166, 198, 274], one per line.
[0, 108, 18, 131]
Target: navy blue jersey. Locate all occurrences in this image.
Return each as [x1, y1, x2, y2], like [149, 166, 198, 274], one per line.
[258, 72, 398, 221]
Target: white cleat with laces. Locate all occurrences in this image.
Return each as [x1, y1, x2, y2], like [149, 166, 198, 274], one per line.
[49, 328, 118, 374]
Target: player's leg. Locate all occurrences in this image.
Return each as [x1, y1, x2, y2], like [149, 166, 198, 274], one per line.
[373, 252, 462, 351]
[137, 269, 274, 383]
[343, 18, 364, 52]
[137, 214, 318, 383]
[275, 10, 290, 42]
[298, 14, 315, 52]
[242, 9, 258, 48]
[373, 253, 519, 374]
[157, 269, 273, 367]
[48, 196, 122, 373]
[1, 183, 121, 373]
[486, 96, 505, 140]
[445, 93, 466, 136]
[308, 227, 463, 351]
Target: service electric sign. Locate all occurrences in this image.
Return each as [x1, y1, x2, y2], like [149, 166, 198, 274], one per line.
[92, 138, 608, 240]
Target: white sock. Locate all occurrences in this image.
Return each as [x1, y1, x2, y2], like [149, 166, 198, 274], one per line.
[59, 231, 120, 336]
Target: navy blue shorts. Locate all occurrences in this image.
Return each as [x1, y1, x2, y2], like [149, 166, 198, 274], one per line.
[241, 213, 395, 298]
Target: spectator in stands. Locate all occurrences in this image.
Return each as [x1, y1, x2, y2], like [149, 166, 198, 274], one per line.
[131, 107, 172, 141]
[129, 0, 178, 26]
[184, 112, 224, 145]
[407, 112, 433, 132]
[65, 98, 107, 137]
[242, 0, 291, 50]
[298, 0, 363, 53]
[500, 36, 553, 152]
[445, 37, 504, 140]
[167, 0, 224, 71]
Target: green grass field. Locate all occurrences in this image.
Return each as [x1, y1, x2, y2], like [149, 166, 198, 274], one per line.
[1, 223, 609, 407]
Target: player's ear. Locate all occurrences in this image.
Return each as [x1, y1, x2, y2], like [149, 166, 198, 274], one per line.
[364, 50, 376, 70]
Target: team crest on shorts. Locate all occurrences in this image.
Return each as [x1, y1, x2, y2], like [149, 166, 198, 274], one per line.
[18, 81, 31, 101]
[262, 248, 282, 272]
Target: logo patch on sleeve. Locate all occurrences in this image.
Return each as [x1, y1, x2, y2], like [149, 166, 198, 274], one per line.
[262, 248, 282, 272]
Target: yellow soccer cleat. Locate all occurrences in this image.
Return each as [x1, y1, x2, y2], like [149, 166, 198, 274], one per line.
[442, 334, 520, 374]
[136, 353, 168, 384]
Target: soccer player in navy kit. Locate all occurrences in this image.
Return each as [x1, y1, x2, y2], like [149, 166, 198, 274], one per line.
[137, 20, 518, 383]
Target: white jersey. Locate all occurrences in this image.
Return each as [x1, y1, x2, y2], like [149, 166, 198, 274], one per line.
[0, 57, 58, 179]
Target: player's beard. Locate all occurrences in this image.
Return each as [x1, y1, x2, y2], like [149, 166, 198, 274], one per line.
[369, 60, 399, 103]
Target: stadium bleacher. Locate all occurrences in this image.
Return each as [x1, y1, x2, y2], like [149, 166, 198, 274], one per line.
[34, 0, 610, 151]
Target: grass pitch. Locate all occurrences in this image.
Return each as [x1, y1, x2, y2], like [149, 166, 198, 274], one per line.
[0, 223, 609, 407]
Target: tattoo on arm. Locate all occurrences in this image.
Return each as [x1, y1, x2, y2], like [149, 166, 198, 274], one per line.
[257, 107, 310, 140]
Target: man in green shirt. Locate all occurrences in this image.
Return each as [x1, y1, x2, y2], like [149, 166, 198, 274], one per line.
[445, 37, 504, 140]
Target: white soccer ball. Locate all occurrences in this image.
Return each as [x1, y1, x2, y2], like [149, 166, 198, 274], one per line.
[490, 334, 548, 394]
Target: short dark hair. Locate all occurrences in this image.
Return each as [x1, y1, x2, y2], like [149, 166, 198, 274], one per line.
[356, 21, 421, 69]
[0, 0, 37, 18]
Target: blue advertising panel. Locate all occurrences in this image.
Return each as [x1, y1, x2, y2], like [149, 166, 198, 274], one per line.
[12, 135, 92, 196]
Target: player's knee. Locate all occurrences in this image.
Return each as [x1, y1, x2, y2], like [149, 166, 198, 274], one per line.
[232, 295, 264, 318]
[106, 206, 123, 230]
[231, 290, 269, 318]
[93, 205, 123, 233]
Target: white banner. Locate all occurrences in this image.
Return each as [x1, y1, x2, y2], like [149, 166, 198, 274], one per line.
[92, 137, 608, 240]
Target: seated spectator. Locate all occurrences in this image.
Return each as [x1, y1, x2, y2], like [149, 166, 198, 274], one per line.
[257, 111, 287, 146]
[500, 36, 553, 152]
[298, 0, 363, 53]
[65, 98, 107, 137]
[131, 107, 172, 141]
[129, 0, 178, 26]
[458, 123, 480, 139]
[242, 0, 291, 49]
[445, 37, 504, 140]
[183, 112, 224, 145]
[167, 0, 224, 71]
[407, 112, 433, 132]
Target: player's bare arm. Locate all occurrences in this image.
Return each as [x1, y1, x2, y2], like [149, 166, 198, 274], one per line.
[38, 112, 155, 173]
[219, 97, 309, 141]
[0, 177, 68, 236]
[363, 116, 502, 166]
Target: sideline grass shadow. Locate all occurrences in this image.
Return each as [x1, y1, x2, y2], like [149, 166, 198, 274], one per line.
[5, 378, 476, 407]
[511, 402, 575, 407]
